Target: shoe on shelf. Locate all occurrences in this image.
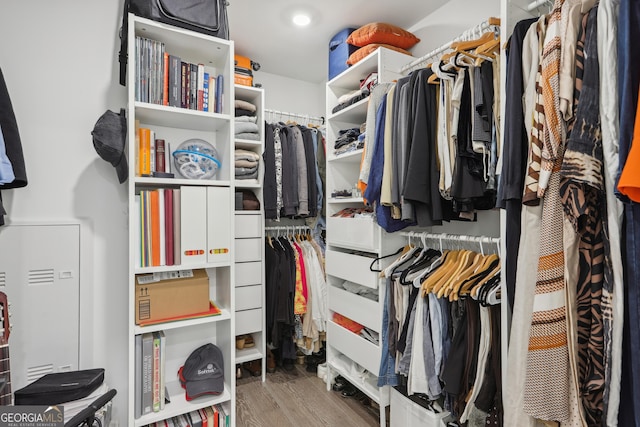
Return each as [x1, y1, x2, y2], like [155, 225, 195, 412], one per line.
[244, 334, 255, 348]
[266, 349, 276, 373]
[243, 360, 262, 377]
[236, 364, 243, 380]
[236, 335, 246, 350]
[317, 362, 327, 382]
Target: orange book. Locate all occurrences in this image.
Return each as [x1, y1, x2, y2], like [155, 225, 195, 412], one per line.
[139, 127, 151, 176]
[150, 190, 161, 266]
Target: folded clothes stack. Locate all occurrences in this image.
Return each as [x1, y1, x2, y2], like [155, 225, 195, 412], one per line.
[235, 148, 260, 180]
[334, 127, 364, 156]
[235, 100, 260, 141]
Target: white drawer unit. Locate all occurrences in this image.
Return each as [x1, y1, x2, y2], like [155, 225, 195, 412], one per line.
[236, 307, 263, 335]
[234, 214, 263, 238]
[327, 320, 381, 375]
[235, 285, 262, 311]
[328, 285, 380, 332]
[235, 261, 262, 287]
[325, 249, 379, 289]
[327, 217, 379, 251]
[235, 238, 262, 262]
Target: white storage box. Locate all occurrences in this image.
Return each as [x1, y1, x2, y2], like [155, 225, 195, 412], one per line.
[325, 249, 379, 289]
[234, 214, 263, 238]
[390, 387, 450, 427]
[328, 285, 380, 332]
[327, 320, 380, 374]
[235, 238, 262, 262]
[235, 261, 262, 287]
[236, 307, 263, 335]
[236, 285, 262, 311]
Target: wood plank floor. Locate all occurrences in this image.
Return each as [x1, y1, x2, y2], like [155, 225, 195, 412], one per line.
[236, 362, 384, 427]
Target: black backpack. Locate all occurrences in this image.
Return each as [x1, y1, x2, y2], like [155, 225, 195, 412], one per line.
[119, 0, 230, 86]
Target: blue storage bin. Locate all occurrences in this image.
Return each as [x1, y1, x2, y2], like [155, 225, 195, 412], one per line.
[329, 28, 358, 81]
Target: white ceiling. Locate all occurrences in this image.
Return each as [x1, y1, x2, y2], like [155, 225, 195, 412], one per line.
[227, 0, 448, 84]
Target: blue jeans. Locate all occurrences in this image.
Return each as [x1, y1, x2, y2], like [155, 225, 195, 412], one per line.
[377, 277, 399, 387]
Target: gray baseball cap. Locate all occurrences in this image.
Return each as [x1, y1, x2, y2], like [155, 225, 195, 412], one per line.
[91, 109, 128, 183]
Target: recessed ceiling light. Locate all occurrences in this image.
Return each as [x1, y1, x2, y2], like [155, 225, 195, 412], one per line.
[292, 13, 311, 27]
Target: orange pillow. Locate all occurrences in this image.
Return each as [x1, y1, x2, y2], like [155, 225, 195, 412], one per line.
[347, 44, 412, 66]
[347, 22, 420, 49]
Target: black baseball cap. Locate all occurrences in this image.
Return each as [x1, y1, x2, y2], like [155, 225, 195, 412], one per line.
[91, 109, 128, 184]
[178, 343, 224, 400]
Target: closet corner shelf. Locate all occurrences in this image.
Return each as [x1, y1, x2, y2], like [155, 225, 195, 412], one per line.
[235, 347, 264, 365]
[327, 98, 368, 123]
[234, 180, 261, 189]
[134, 101, 231, 131]
[328, 148, 364, 163]
[134, 261, 232, 275]
[134, 177, 231, 187]
[133, 381, 232, 427]
[133, 308, 231, 335]
[328, 48, 380, 89]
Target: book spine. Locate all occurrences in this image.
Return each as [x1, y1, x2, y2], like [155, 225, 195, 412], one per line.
[173, 189, 181, 265]
[141, 333, 153, 415]
[152, 332, 161, 412]
[163, 51, 169, 106]
[139, 128, 151, 176]
[150, 130, 156, 173]
[215, 74, 224, 114]
[209, 75, 216, 114]
[190, 63, 197, 110]
[134, 334, 142, 418]
[198, 408, 207, 427]
[203, 73, 209, 113]
[158, 189, 166, 266]
[141, 191, 149, 267]
[135, 195, 141, 268]
[169, 55, 180, 107]
[181, 62, 187, 109]
[164, 188, 174, 266]
[150, 190, 161, 266]
[155, 139, 166, 173]
[159, 331, 166, 410]
[166, 141, 172, 174]
[197, 64, 204, 111]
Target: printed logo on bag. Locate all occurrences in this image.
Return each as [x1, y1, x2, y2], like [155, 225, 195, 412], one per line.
[0, 406, 64, 427]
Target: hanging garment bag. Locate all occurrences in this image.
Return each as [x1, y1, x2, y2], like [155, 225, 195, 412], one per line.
[119, 0, 230, 85]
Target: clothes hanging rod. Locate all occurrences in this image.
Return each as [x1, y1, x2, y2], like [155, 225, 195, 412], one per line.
[400, 16, 501, 73]
[265, 225, 311, 231]
[400, 231, 500, 245]
[264, 109, 325, 124]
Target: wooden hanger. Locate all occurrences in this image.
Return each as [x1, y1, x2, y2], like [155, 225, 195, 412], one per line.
[449, 252, 486, 301]
[439, 250, 476, 299]
[422, 249, 461, 295]
[458, 255, 499, 298]
[450, 31, 495, 52]
[471, 259, 501, 298]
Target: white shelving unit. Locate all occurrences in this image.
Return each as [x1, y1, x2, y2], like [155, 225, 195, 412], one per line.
[126, 15, 236, 426]
[233, 84, 266, 381]
[324, 47, 412, 427]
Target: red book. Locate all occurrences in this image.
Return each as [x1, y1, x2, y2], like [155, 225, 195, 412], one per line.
[150, 190, 161, 266]
[198, 408, 208, 427]
[164, 189, 174, 266]
[155, 139, 166, 173]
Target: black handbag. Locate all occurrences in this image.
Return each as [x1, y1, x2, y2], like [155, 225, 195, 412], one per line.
[119, 0, 229, 85]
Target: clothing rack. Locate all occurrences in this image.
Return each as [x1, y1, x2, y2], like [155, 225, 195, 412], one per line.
[400, 17, 501, 73]
[265, 225, 311, 235]
[264, 109, 325, 125]
[400, 231, 500, 253]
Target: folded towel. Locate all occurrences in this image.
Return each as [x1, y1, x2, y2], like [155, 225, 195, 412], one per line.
[234, 121, 260, 134]
[235, 108, 256, 117]
[234, 99, 256, 112]
[234, 149, 261, 161]
[235, 115, 258, 123]
[235, 170, 259, 180]
[235, 165, 259, 175]
[235, 132, 260, 141]
[236, 159, 259, 168]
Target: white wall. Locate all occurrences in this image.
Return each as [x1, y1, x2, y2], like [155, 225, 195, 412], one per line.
[253, 71, 325, 119]
[0, 0, 129, 423]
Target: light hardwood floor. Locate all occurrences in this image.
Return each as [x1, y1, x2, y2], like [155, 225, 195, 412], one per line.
[236, 363, 384, 427]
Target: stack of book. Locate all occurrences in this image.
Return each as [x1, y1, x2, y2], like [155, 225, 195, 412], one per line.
[136, 188, 180, 268]
[136, 123, 174, 178]
[135, 332, 167, 418]
[141, 404, 230, 427]
[135, 36, 224, 113]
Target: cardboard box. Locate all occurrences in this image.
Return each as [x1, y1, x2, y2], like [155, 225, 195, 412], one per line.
[135, 269, 210, 325]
